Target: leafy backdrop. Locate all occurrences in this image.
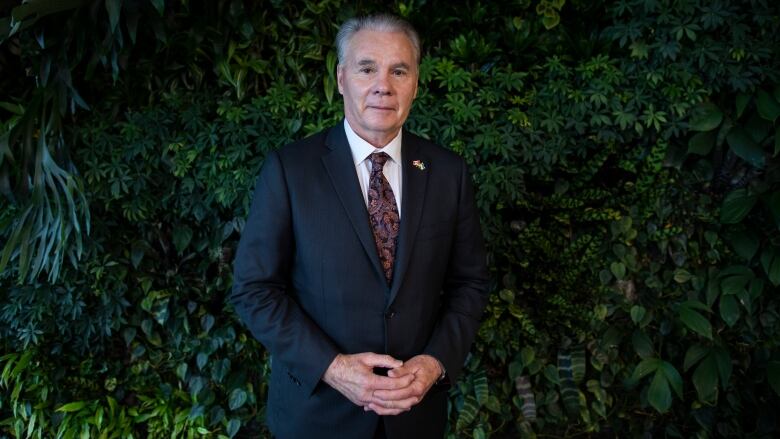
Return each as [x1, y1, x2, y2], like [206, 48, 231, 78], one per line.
[1, 0, 780, 437]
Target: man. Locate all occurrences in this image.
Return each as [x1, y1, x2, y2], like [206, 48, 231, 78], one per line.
[231, 14, 489, 439]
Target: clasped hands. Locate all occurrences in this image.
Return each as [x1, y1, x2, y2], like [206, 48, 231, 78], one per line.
[322, 352, 442, 415]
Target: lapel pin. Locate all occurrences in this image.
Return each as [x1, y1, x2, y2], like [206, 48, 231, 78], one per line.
[412, 160, 426, 170]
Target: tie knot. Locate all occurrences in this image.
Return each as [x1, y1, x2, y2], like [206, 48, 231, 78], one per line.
[369, 152, 390, 171]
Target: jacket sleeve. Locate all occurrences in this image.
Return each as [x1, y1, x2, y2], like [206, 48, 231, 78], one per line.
[423, 158, 490, 383]
[231, 150, 339, 395]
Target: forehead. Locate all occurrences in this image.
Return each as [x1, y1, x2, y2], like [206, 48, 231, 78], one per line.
[344, 30, 415, 64]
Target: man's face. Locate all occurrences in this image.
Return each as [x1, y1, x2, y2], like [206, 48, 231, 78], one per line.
[337, 29, 418, 147]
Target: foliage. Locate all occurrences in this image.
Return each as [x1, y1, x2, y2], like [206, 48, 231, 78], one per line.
[2, 0, 780, 437]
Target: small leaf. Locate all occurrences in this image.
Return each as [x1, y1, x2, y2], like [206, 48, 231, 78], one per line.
[689, 103, 722, 131]
[630, 305, 646, 324]
[610, 262, 626, 280]
[172, 225, 193, 254]
[719, 295, 740, 327]
[227, 418, 241, 438]
[228, 388, 247, 410]
[647, 370, 672, 413]
[725, 229, 759, 261]
[56, 401, 86, 412]
[720, 188, 757, 224]
[678, 307, 712, 339]
[757, 89, 780, 122]
[727, 127, 765, 168]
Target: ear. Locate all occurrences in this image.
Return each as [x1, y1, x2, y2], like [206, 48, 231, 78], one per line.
[336, 65, 345, 95]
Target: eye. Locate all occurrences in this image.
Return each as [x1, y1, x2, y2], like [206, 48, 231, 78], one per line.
[359, 67, 375, 74]
[392, 69, 407, 77]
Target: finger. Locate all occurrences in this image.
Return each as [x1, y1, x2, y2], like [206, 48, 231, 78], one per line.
[372, 386, 417, 401]
[367, 372, 415, 390]
[361, 353, 403, 369]
[387, 365, 410, 378]
[367, 396, 419, 412]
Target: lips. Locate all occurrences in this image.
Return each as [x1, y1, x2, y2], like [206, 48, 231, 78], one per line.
[367, 105, 396, 111]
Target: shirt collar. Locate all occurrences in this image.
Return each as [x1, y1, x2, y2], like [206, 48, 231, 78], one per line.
[344, 118, 403, 167]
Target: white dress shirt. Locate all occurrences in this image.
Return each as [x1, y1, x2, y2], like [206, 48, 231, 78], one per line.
[344, 118, 403, 218]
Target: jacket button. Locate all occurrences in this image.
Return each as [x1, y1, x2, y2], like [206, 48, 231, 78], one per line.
[385, 310, 396, 319]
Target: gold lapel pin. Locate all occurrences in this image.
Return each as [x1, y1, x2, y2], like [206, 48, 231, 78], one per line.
[412, 160, 426, 170]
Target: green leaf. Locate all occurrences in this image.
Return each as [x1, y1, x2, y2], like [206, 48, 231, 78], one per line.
[150, 0, 164, 15]
[660, 361, 683, 398]
[56, 401, 87, 412]
[689, 102, 722, 131]
[105, 0, 121, 32]
[725, 229, 759, 261]
[726, 127, 765, 168]
[692, 355, 718, 402]
[520, 346, 535, 367]
[714, 348, 732, 388]
[474, 372, 488, 405]
[647, 370, 672, 413]
[757, 89, 780, 122]
[630, 305, 646, 324]
[673, 269, 693, 283]
[557, 352, 580, 416]
[719, 295, 740, 327]
[684, 344, 709, 372]
[720, 189, 758, 224]
[678, 307, 712, 339]
[775, 126, 780, 157]
[632, 330, 653, 358]
[226, 418, 240, 438]
[735, 93, 750, 118]
[172, 225, 193, 254]
[456, 396, 479, 430]
[687, 131, 715, 155]
[610, 261, 626, 280]
[631, 358, 661, 381]
[570, 348, 586, 383]
[767, 361, 780, 397]
[228, 388, 247, 410]
[514, 375, 537, 421]
[769, 258, 780, 287]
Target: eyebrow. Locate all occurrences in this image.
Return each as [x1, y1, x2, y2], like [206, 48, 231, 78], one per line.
[355, 59, 411, 70]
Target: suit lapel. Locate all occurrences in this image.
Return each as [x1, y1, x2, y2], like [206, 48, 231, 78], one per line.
[388, 132, 429, 305]
[321, 125, 385, 282]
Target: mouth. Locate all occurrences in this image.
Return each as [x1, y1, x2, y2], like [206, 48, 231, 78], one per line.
[367, 105, 396, 111]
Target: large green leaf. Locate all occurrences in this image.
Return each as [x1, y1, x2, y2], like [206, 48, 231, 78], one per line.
[515, 375, 537, 421]
[693, 355, 718, 402]
[678, 307, 712, 339]
[726, 127, 765, 168]
[647, 370, 672, 413]
[725, 229, 759, 261]
[659, 361, 683, 398]
[228, 388, 247, 410]
[689, 102, 723, 131]
[632, 330, 654, 358]
[757, 89, 780, 122]
[687, 131, 715, 155]
[719, 294, 740, 327]
[720, 189, 758, 224]
[684, 344, 709, 372]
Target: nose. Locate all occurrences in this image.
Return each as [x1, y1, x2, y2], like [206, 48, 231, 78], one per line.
[372, 71, 393, 96]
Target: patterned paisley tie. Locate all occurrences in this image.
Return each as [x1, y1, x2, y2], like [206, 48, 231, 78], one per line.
[367, 152, 400, 285]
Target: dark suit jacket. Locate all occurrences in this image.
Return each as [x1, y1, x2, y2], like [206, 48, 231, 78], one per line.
[231, 123, 489, 439]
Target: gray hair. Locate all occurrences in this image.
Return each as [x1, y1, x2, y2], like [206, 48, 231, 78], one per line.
[335, 14, 421, 66]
